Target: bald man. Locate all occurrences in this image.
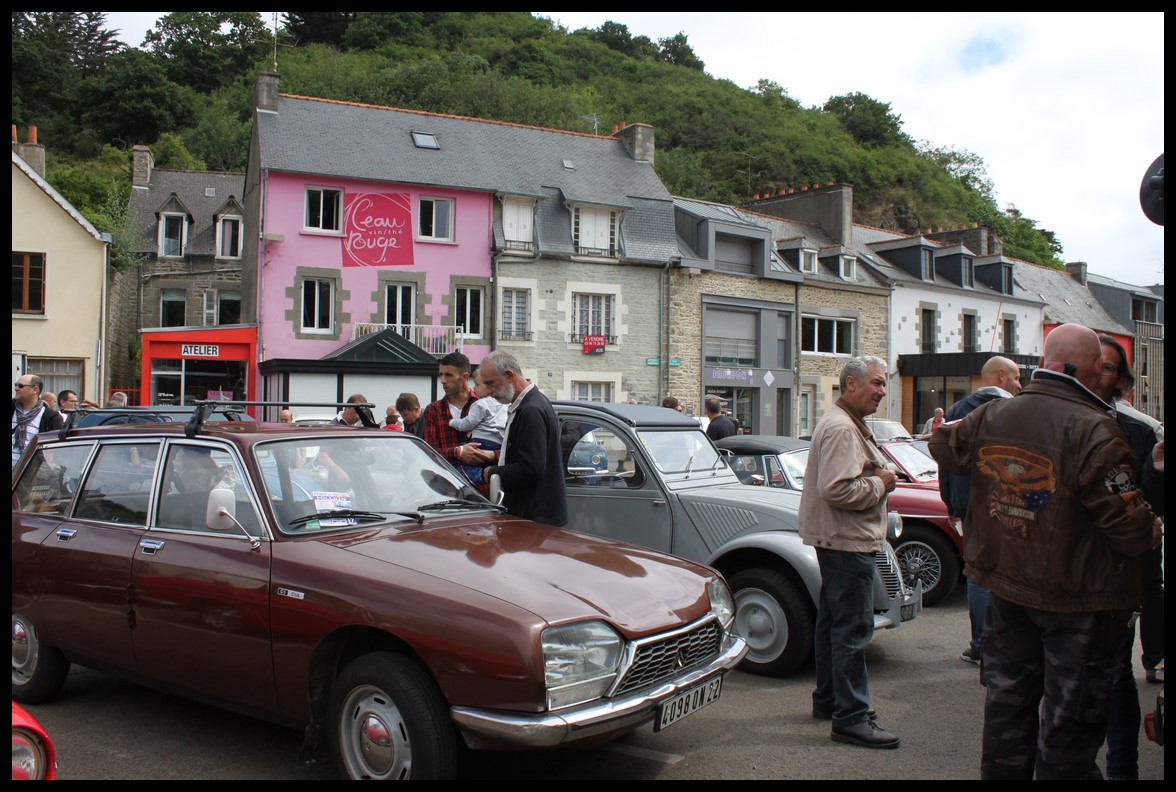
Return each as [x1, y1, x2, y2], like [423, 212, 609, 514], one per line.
[930, 324, 1160, 779]
[939, 354, 1022, 666]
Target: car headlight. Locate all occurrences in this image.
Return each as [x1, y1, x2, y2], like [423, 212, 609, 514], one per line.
[542, 621, 623, 711]
[887, 510, 903, 541]
[708, 577, 736, 631]
[12, 728, 50, 781]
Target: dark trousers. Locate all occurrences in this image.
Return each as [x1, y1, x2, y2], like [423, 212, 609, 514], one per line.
[980, 595, 1131, 780]
[967, 578, 989, 654]
[812, 548, 876, 727]
[1137, 547, 1164, 669]
[1104, 611, 1141, 779]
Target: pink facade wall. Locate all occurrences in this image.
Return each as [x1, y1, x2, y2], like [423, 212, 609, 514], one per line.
[257, 171, 493, 361]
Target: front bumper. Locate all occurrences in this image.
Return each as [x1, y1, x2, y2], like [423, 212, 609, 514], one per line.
[450, 631, 747, 748]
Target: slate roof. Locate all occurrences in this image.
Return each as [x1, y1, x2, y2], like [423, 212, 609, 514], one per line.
[1086, 271, 1165, 297]
[257, 94, 680, 264]
[127, 170, 246, 256]
[324, 327, 438, 365]
[1013, 260, 1131, 333]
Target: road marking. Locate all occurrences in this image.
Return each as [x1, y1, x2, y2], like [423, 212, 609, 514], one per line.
[606, 743, 685, 765]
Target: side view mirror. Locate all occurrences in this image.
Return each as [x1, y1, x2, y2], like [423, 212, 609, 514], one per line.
[489, 473, 504, 506]
[206, 488, 237, 532]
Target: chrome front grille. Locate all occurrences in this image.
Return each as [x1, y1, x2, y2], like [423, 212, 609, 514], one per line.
[613, 619, 722, 696]
[875, 543, 906, 598]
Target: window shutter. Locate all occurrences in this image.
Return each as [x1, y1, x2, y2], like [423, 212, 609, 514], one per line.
[203, 289, 218, 326]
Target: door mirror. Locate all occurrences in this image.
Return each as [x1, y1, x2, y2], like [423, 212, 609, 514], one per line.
[206, 488, 237, 532]
[489, 473, 504, 506]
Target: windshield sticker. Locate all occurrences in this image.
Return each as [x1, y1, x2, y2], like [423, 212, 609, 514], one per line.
[313, 490, 357, 525]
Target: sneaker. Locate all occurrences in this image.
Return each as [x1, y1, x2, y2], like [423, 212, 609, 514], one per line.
[960, 648, 981, 665]
[812, 705, 877, 722]
[831, 720, 900, 749]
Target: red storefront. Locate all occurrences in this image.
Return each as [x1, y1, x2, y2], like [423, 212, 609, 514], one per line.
[138, 326, 258, 406]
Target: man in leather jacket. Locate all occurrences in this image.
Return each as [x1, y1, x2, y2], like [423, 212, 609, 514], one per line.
[930, 323, 1161, 779]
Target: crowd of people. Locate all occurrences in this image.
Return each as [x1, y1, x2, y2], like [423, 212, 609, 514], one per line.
[12, 323, 1163, 778]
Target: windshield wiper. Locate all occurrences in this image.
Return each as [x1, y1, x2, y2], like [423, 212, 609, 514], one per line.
[288, 509, 393, 527]
[417, 498, 504, 513]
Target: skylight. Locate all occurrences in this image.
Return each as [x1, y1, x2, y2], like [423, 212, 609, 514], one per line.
[412, 131, 439, 150]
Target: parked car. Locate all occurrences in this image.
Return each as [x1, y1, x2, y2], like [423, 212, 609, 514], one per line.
[12, 701, 56, 780]
[878, 439, 940, 489]
[12, 403, 746, 780]
[548, 403, 921, 678]
[865, 419, 915, 442]
[714, 434, 963, 607]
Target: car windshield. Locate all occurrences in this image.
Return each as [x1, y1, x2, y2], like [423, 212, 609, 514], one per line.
[638, 429, 725, 475]
[255, 434, 485, 532]
[868, 420, 914, 442]
[779, 449, 808, 487]
[885, 442, 939, 483]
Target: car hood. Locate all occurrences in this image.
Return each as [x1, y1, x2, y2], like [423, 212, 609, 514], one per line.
[321, 514, 716, 637]
[676, 481, 803, 534]
[888, 484, 949, 518]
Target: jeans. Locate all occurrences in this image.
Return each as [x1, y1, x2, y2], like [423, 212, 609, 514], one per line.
[1137, 546, 1164, 670]
[812, 548, 876, 727]
[1104, 611, 1141, 779]
[967, 579, 989, 654]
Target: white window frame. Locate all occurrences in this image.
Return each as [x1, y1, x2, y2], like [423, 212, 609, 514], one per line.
[840, 255, 856, 281]
[502, 196, 535, 251]
[801, 315, 855, 356]
[962, 258, 974, 288]
[160, 288, 186, 327]
[572, 293, 614, 340]
[799, 249, 818, 274]
[572, 205, 618, 258]
[216, 215, 243, 259]
[419, 197, 454, 242]
[159, 213, 187, 258]
[301, 278, 334, 333]
[501, 287, 531, 340]
[572, 381, 614, 402]
[385, 283, 416, 330]
[921, 249, 934, 280]
[455, 285, 484, 339]
[304, 187, 343, 233]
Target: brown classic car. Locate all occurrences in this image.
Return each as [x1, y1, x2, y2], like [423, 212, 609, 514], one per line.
[12, 403, 746, 779]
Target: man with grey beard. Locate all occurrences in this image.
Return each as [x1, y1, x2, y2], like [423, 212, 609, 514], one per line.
[479, 351, 567, 527]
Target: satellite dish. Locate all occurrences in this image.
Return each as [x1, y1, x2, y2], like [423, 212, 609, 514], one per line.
[1139, 153, 1164, 226]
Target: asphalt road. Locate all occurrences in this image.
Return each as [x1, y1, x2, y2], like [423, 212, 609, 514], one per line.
[22, 585, 1165, 780]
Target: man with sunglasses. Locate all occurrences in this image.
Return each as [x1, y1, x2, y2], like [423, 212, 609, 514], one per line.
[12, 375, 64, 469]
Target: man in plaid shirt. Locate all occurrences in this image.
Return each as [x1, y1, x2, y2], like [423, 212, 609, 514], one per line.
[424, 351, 496, 495]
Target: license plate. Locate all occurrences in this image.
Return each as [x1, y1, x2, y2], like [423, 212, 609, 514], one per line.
[655, 675, 723, 731]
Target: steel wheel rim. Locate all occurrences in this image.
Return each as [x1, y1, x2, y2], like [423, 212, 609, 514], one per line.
[733, 587, 790, 665]
[338, 684, 412, 780]
[11, 615, 39, 687]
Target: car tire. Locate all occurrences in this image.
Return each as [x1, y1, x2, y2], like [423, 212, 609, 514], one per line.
[328, 651, 458, 780]
[728, 568, 814, 677]
[11, 614, 71, 704]
[893, 525, 960, 607]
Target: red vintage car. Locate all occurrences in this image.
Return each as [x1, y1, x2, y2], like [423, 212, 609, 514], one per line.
[12, 403, 746, 779]
[715, 434, 962, 606]
[12, 701, 56, 780]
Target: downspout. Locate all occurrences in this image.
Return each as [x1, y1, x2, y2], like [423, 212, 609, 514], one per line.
[490, 245, 501, 348]
[97, 233, 112, 403]
[660, 257, 676, 400]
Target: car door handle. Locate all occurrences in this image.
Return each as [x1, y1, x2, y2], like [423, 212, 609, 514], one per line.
[54, 527, 78, 542]
[653, 500, 666, 507]
[139, 538, 166, 555]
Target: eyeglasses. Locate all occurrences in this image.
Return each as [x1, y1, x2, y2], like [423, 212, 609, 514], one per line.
[1101, 364, 1119, 375]
[15, 383, 30, 389]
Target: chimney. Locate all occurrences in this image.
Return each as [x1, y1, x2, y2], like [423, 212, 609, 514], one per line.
[255, 71, 281, 112]
[132, 145, 154, 187]
[1065, 261, 1088, 285]
[612, 122, 655, 165]
[743, 183, 854, 245]
[12, 125, 46, 177]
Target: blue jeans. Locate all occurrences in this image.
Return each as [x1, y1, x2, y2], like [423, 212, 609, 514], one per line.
[812, 548, 876, 727]
[967, 579, 989, 654]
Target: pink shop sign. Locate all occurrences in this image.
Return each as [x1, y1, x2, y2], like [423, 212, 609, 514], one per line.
[343, 192, 414, 267]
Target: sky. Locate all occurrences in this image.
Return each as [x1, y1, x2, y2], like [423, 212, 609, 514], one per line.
[105, 12, 1164, 286]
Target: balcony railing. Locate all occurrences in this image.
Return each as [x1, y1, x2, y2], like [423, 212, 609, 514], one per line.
[499, 329, 534, 342]
[351, 323, 463, 356]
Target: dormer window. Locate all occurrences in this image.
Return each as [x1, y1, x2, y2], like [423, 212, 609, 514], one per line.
[572, 205, 618, 258]
[502, 196, 536, 252]
[840, 255, 856, 281]
[217, 215, 242, 259]
[800, 249, 818, 274]
[411, 131, 439, 149]
[920, 249, 934, 280]
[159, 213, 187, 258]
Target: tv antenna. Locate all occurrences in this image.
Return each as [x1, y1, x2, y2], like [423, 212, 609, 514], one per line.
[735, 151, 761, 195]
[580, 114, 600, 135]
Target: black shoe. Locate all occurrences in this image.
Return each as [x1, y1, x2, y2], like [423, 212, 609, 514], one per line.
[960, 648, 981, 665]
[831, 720, 900, 749]
[812, 705, 877, 722]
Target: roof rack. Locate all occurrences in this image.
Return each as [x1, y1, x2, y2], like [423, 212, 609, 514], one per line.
[56, 400, 378, 441]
